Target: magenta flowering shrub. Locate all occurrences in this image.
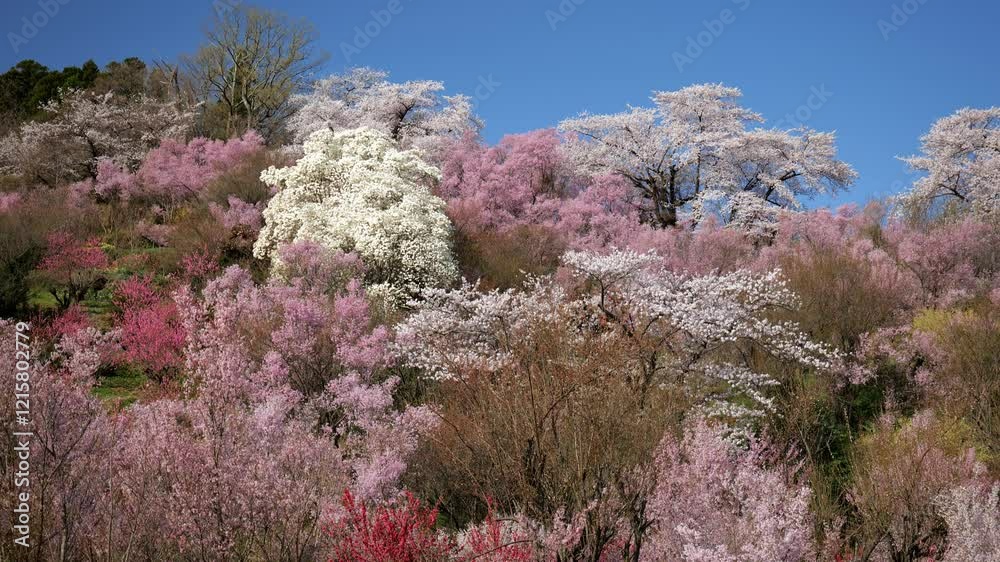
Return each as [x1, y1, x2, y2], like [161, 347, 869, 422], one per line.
[71, 131, 264, 207]
[113, 275, 186, 377]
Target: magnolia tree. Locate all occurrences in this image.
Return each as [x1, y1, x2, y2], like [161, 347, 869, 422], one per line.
[254, 127, 459, 304]
[559, 84, 856, 229]
[0, 90, 193, 185]
[287, 67, 482, 158]
[897, 107, 1000, 217]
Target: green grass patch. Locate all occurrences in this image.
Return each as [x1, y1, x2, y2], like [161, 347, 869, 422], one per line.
[93, 364, 149, 407]
[28, 287, 60, 310]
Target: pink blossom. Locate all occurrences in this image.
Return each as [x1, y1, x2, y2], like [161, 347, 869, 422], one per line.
[0, 191, 21, 213]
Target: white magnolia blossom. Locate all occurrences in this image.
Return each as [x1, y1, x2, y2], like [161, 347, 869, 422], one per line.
[897, 107, 1000, 217]
[558, 83, 856, 229]
[0, 89, 193, 185]
[399, 249, 840, 428]
[287, 68, 483, 159]
[254, 127, 459, 304]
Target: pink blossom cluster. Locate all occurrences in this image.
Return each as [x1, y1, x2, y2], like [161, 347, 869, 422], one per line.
[71, 131, 264, 205]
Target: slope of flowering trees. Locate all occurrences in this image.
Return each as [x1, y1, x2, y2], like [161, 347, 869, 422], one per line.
[1, 49, 999, 562]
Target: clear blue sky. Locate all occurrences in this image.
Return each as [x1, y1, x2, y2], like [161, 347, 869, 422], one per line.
[3, 0, 998, 207]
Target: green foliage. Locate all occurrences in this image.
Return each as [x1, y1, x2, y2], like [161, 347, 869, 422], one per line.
[92, 363, 149, 407]
[0, 57, 152, 130]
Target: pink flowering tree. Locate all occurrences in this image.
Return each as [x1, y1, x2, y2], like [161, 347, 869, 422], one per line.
[136, 131, 264, 204]
[34, 231, 110, 309]
[177, 241, 434, 501]
[113, 275, 186, 379]
[0, 319, 120, 560]
[72, 131, 264, 207]
[644, 418, 815, 562]
[886, 218, 1000, 306]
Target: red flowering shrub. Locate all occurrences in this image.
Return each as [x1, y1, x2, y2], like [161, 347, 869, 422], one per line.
[328, 490, 454, 562]
[113, 274, 185, 377]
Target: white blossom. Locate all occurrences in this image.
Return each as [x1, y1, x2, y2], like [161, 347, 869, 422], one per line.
[0, 89, 193, 185]
[254, 127, 459, 304]
[558, 83, 856, 229]
[399, 249, 841, 428]
[287, 68, 483, 160]
[897, 107, 1000, 217]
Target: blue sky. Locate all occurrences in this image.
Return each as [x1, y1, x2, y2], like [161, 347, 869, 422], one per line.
[3, 0, 998, 207]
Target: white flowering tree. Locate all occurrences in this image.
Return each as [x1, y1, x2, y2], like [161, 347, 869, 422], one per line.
[398, 248, 840, 436]
[559, 84, 856, 229]
[898, 107, 1000, 217]
[287, 68, 482, 159]
[254, 127, 459, 304]
[0, 89, 193, 186]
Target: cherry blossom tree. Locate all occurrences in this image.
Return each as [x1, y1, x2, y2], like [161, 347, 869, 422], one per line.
[254, 127, 459, 304]
[897, 107, 1000, 217]
[644, 418, 815, 562]
[177, 247, 434, 501]
[401, 249, 838, 426]
[71, 131, 264, 206]
[0, 90, 193, 186]
[396, 248, 839, 558]
[34, 231, 109, 309]
[288, 67, 482, 158]
[559, 83, 856, 228]
[935, 483, 1000, 562]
